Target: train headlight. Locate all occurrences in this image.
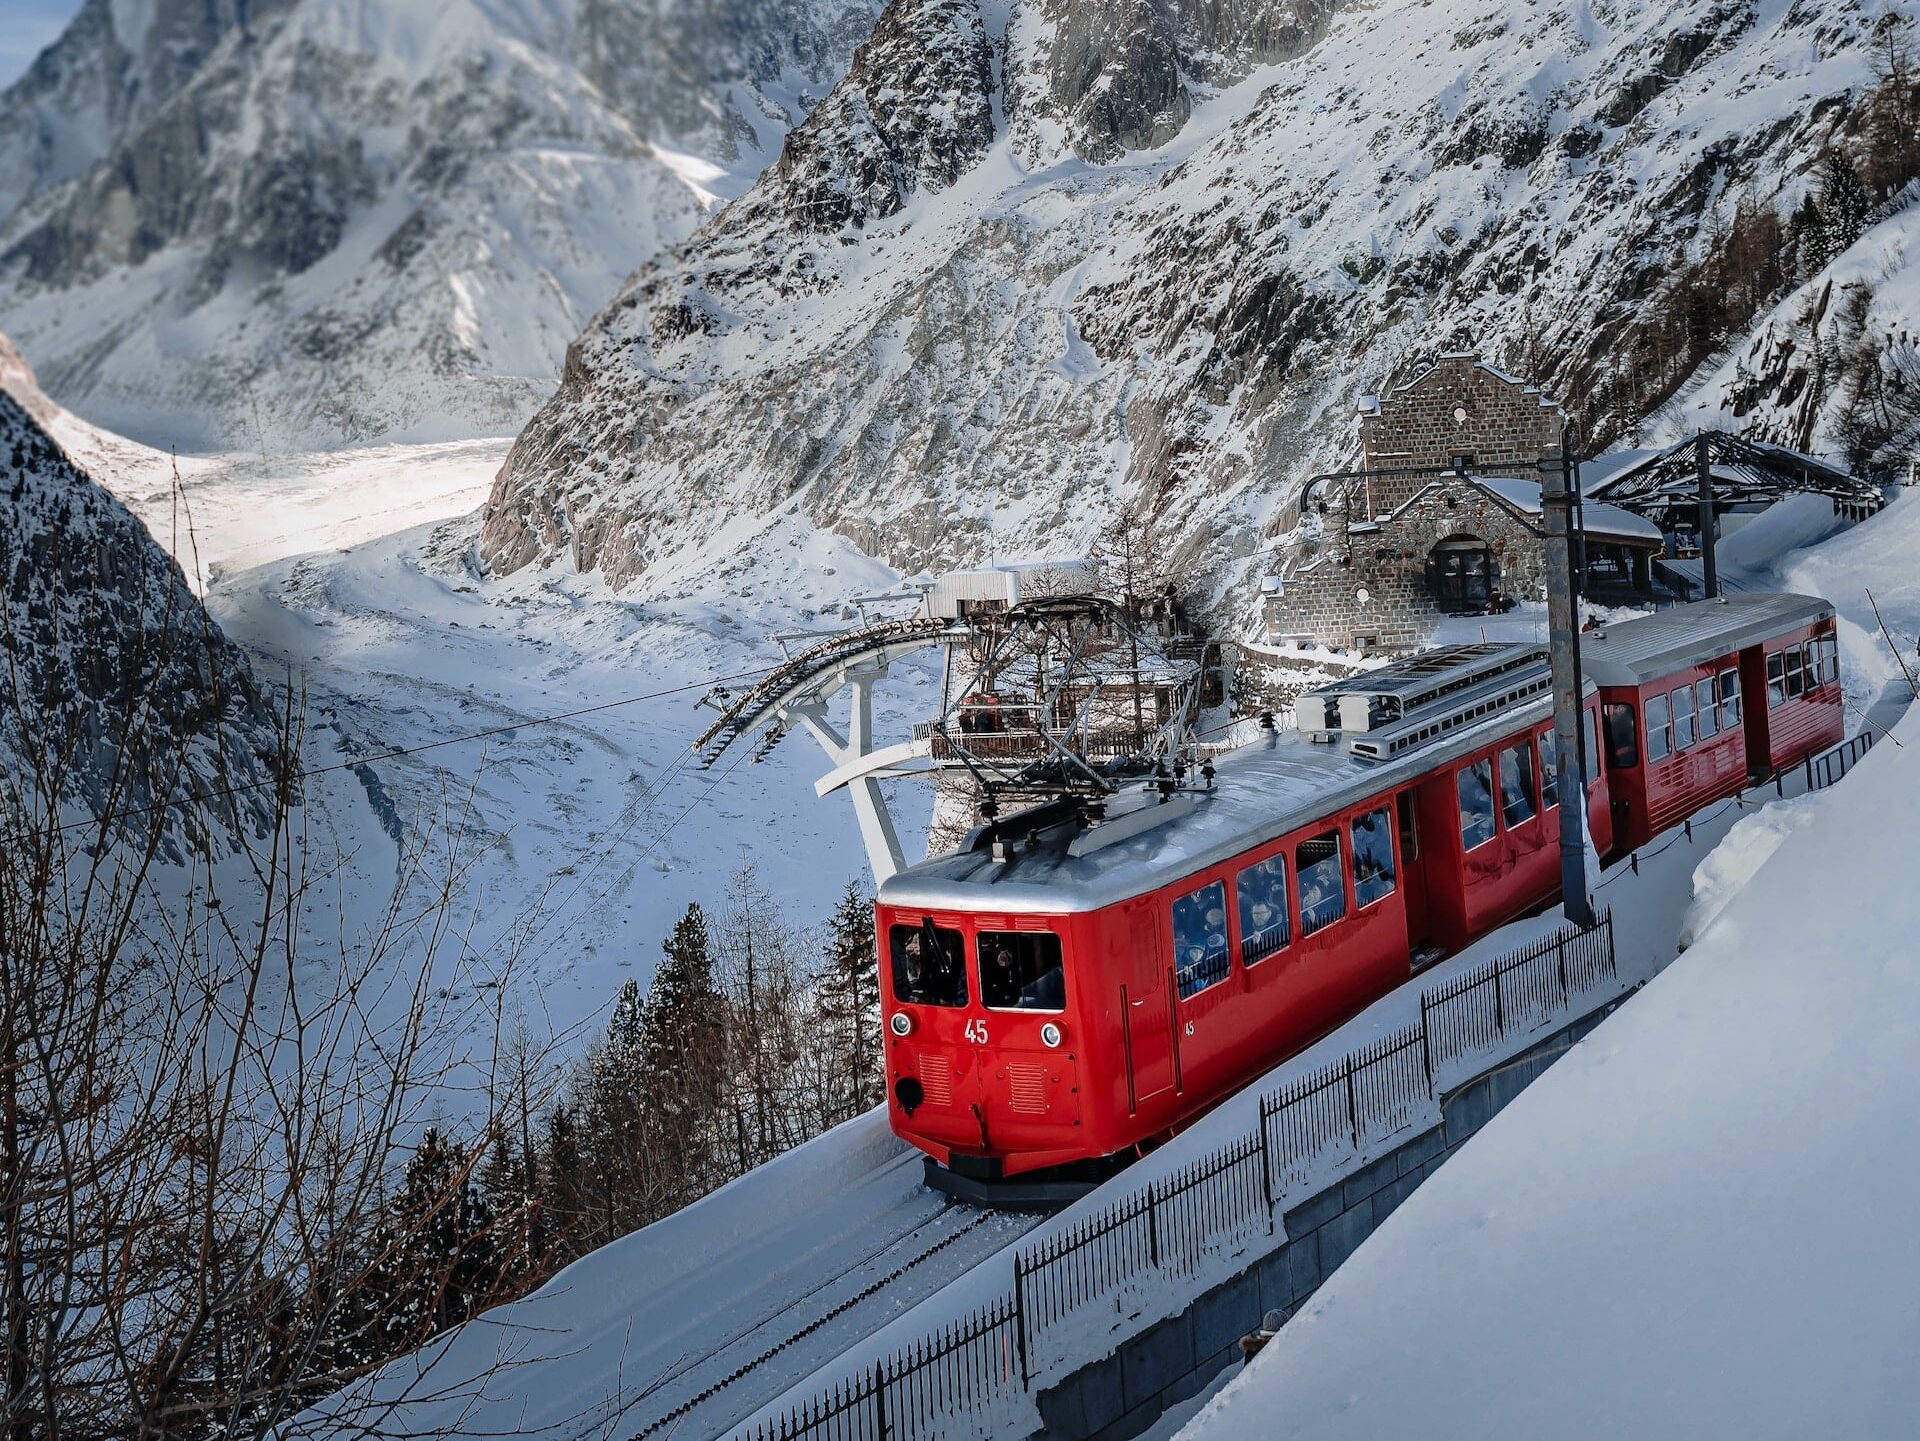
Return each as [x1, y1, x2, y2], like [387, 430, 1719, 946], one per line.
[1040, 1022, 1064, 1049]
[889, 1012, 912, 1037]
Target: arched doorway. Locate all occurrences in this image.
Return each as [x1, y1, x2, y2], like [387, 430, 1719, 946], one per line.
[1427, 536, 1499, 613]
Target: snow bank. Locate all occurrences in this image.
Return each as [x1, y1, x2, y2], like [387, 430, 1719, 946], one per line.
[1181, 704, 1920, 1440]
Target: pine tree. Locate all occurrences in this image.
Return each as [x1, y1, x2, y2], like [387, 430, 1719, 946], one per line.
[816, 882, 882, 1120]
[1817, 150, 1872, 263]
[637, 904, 728, 1200]
[539, 1104, 587, 1262]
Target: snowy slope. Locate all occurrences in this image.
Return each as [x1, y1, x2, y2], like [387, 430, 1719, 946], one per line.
[1178, 509, 1920, 1440]
[483, 0, 1898, 609]
[0, 0, 879, 449]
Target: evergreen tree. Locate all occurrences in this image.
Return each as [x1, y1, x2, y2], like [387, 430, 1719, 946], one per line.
[817, 882, 882, 1119]
[637, 904, 729, 1199]
[539, 1104, 587, 1262]
[1817, 149, 1873, 263]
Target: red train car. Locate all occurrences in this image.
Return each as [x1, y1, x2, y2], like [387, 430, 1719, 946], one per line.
[875, 594, 1842, 1203]
[1586, 595, 1841, 851]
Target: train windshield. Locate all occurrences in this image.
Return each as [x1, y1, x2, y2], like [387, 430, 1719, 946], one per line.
[890, 922, 967, 1007]
[979, 932, 1065, 1011]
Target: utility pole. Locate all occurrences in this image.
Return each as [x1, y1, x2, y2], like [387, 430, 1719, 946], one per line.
[1542, 437, 1595, 928]
[1695, 431, 1719, 600]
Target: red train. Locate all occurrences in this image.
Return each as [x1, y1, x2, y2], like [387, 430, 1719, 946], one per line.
[875, 594, 1842, 1203]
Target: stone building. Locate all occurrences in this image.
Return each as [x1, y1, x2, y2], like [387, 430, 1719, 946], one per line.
[1261, 355, 1662, 652]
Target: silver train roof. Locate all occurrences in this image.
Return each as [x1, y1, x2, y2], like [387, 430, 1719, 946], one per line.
[1580, 592, 1832, 686]
[877, 592, 1831, 916]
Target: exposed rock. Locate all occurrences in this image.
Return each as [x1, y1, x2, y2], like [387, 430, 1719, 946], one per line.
[0, 336, 277, 854]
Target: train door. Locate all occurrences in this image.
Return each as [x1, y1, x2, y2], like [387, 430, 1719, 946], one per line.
[1394, 789, 1433, 959]
[1738, 644, 1772, 780]
[1119, 897, 1174, 1112]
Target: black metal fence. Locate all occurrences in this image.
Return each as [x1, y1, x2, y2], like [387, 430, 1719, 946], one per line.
[743, 1295, 1024, 1441]
[1804, 729, 1876, 791]
[1421, 914, 1617, 1076]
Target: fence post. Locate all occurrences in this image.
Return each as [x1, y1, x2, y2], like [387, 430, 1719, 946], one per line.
[1344, 1055, 1360, 1148]
[1012, 1258, 1030, 1385]
[1147, 1188, 1160, 1269]
[1493, 958, 1506, 1036]
[1418, 998, 1434, 1088]
[1257, 1101, 1275, 1219]
[1556, 929, 1569, 1003]
[873, 1359, 888, 1441]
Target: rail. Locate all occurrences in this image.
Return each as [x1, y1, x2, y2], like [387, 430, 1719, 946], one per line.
[732, 727, 1878, 1441]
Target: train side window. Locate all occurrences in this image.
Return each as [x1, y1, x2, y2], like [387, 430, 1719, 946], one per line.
[1586, 709, 1600, 782]
[1172, 881, 1230, 999]
[1784, 646, 1806, 698]
[1671, 685, 1696, 751]
[1235, 855, 1290, 965]
[979, 931, 1065, 1012]
[1352, 809, 1397, 909]
[1457, 759, 1496, 850]
[1822, 636, 1840, 685]
[1538, 728, 1561, 810]
[1718, 668, 1742, 728]
[1297, 831, 1347, 935]
[1695, 678, 1719, 740]
[1767, 652, 1786, 708]
[1645, 693, 1671, 762]
[1603, 703, 1639, 768]
[1498, 742, 1537, 827]
[890, 922, 967, 1007]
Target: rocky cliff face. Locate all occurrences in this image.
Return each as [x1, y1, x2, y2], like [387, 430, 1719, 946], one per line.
[480, 0, 1901, 609]
[0, 0, 880, 449]
[0, 334, 276, 854]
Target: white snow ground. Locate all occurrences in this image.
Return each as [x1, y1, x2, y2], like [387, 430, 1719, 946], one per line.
[1180, 498, 1920, 1439]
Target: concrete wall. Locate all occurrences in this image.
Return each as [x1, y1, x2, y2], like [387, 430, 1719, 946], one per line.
[1032, 1000, 1623, 1441]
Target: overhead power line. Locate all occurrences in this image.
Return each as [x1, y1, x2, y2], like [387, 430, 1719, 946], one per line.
[7, 664, 782, 846]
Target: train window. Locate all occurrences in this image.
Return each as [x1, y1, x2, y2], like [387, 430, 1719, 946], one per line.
[1645, 693, 1671, 762]
[1718, 668, 1742, 728]
[1821, 636, 1840, 684]
[979, 931, 1065, 1012]
[1767, 652, 1786, 708]
[1784, 646, 1806, 698]
[1352, 809, 1397, 909]
[1297, 832, 1348, 935]
[890, 922, 967, 1007]
[1172, 881, 1230, 999]
[1671, 686, 1696, 751]
[1498, 742, 1537, 827]
[1235, 855, 1290, 965]
[1603, 704, 1639, 769]
[1396, 790, 1420, 860]
[1457, 759, 1496, 850]
[1696, 678, 1719, 740]
[1539, 728, 1561, 810]
[1586, 709, 1600, 782]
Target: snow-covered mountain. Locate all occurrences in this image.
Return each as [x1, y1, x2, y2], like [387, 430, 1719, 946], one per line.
[0, 333, 276, 851]
[0, 0, 880, 449]
[481, 0, 1909, 607]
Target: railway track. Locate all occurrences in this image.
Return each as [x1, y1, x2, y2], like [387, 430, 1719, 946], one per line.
[606, 1206, 1028, 1441]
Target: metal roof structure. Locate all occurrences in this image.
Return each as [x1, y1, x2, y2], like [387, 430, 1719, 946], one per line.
[1586, 433, 1880, 517]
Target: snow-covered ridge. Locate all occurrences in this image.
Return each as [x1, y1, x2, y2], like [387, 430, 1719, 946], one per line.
[481, 0, 1896, 609]
[0, 332, 277, 849]
[0, 0, 882, 449]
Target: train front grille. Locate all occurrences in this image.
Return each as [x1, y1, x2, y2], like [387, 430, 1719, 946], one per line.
[1007, 1062, 1049, 1116]
[917, 1057, 953, 1108]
